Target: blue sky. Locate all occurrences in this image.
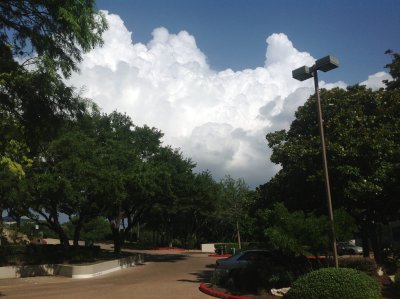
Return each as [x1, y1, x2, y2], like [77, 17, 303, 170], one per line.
[95, 0, 400, 85]
[67, 0, 399, 187]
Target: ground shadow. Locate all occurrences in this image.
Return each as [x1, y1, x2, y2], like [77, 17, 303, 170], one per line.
[382, 284, 400, 299]
[142, 253, 187, 263]
[177, 263, 216, 283]
[205, 263, 216, 269]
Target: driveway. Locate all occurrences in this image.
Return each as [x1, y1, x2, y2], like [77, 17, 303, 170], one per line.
[0, 251, 217, 299]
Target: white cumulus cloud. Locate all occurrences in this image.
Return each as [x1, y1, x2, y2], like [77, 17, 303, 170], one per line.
[360, 71, 392, 90]
[68, 11, 384, 188]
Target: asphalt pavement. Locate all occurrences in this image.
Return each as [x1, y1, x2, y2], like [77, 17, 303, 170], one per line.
[0, 251, 217, 299]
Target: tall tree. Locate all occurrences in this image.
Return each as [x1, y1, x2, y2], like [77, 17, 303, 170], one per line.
[26, 115, 109, 247]
[265, 84, 400, 262]
[220, 176, 250, 249]
[144, 146, 197, 248]
[0, 111, 31, 240]
[0, 0, 107, 77]
[1, 0, 107, 154]
[384, 50, 400, 90]
[97, 112, 165, 253]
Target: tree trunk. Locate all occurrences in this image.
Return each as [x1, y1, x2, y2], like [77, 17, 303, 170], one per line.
[112, 227, 125, 254]
[0, 206, 3, 246]
[370, 222, 383, 264]
[137, 222, 140, 244]
[236, 220, 241, 249]
[73, 222, 83, 248]
[361, 221, 370, 258]
[55, 225, 70, 248]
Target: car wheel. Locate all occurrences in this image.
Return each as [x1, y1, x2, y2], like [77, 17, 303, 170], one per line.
[349, 249, 355, 255]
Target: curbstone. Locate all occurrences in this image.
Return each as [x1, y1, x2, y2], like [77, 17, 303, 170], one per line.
[199, 283, 250, 299]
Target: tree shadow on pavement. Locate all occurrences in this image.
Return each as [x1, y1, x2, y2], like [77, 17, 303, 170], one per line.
[177, 263, 216, 283]
[142, 253, 187, 263]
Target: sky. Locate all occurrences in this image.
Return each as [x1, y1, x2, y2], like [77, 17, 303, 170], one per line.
[68, 0, 400, 188]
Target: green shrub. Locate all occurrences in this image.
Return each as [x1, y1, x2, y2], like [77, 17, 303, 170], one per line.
[339, 257, 377, 276]
[222, 252, 313, 292]
[383, 255, 399, 275]
[284, 267, 381, 299]
[0, 244, 104, 266]
[210, 271, 226, 286]
[0, 245, 27, 266]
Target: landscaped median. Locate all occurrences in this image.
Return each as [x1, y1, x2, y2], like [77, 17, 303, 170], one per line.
[0, 254, 144, 279]
[199, 283, 250, 299]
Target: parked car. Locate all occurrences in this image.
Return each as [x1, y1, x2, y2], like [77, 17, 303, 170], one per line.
[337, 242, 363, 255]
[216, 250, 270, 271]
[215, 250, 314, 289]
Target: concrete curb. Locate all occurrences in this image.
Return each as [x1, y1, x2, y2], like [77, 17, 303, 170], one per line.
[199, 283, 250, 299]
[0, 254, 143, 279]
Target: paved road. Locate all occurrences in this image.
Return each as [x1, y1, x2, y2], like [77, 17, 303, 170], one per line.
[0, 251, 218, 299]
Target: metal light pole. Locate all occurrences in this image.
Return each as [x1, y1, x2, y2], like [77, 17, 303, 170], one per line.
[292, 55, 339, 268]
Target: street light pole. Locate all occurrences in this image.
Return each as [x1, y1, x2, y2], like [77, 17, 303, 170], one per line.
[313, 69, 339, 268]
[292, 56, 339, 268]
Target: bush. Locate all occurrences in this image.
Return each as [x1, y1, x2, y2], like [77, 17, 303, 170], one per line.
[284, 267, 381, 299]
[221, 252, 313, 292]
[339, 257, 377, 276]
[0, 244, 103, 266]
[383, 255, 399, 276]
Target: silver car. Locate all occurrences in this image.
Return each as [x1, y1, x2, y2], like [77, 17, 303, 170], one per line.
[337, 242, 363, 255]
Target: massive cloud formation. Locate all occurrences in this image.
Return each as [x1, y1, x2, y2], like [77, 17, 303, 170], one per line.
[68, 11, 389, 188]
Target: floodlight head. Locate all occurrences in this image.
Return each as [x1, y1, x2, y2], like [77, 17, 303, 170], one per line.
[315, 55, 339, 72]
[292, 66, 313, 81]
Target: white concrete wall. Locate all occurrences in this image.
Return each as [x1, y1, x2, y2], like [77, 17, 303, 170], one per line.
[201, 243, 215, 253]
[0, 254, 143, 279]
[44, 238, 84, 246]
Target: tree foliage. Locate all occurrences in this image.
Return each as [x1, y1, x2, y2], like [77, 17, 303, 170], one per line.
[0, 0, 107, 77]
[0, 0, 107, 154]
[259, 203, 356, 256]
[265, 59, 400, 261]
[384, 50, 400, 90]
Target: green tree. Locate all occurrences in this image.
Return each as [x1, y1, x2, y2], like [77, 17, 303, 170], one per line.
[0, 0, 107, 77]
[1, 2, 107, 239]
[0, 0, 107, 158]
[220, 176, 250, 249]
[265, 84, 400, 262]
[64, 216, 111, 242]
[144, 146, 197, 248]
[182, 171, 224, 247]
[384, 50, 400, 90]
[22, 109, 114, 247]
[259, 203, 356, 256]
[0, 112, 32, 244]
[92, 112, 166, 253]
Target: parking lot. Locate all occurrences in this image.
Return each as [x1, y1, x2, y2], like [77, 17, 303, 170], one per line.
[0, 251, 217, 299]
